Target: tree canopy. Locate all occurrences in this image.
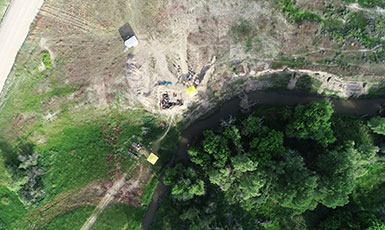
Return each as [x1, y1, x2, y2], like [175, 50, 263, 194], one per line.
[160, 102, 384, 229]
[286, 102, 336, 147]
[368, 116, 385, 135]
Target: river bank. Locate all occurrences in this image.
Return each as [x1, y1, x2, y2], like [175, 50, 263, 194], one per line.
[142, 90, 385, 230]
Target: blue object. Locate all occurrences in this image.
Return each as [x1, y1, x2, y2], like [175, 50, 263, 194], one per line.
[159, 81, 172, 86]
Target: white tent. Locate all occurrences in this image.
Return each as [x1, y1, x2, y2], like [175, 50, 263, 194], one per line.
[124, 36, 139, 48]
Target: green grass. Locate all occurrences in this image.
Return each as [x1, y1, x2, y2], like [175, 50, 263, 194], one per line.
[93, 205, 145, 230]
[39, 109, 169, 199]
[43, 206, 94, 230]
[0, 42, 75, 139]
[140, 176, 159, 206]
[41, 51, 53, 70]
[279, 0, 321, 23]
[0, 186, 26, 230]
[294, 75, 322, 94]
[41, 122, 118, 197]
[258, 73, 293, 90]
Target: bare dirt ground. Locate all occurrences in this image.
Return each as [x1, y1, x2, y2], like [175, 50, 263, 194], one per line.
[123, 0, 385, 121]
[4, 0, 383, 131]
[0, 0, 44, 94]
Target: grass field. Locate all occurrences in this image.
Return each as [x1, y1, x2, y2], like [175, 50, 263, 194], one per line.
[0, 35, 170, 227]
[43, 206, 94, 230]
[93, 204, 146, 230]
[0, 186, 26, 230]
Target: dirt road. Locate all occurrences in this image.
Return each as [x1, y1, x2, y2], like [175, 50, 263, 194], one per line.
[0, 0, 44, 94]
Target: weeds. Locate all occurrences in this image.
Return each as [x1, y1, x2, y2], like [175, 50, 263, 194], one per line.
[42, 206, 94, 230]
[271, 57, 312, 69]
[232, 20, 261, 53]
[92, 205, 145, 230]
[280, 0, 321, 23]
[41, 51, 53, 70]
[0, 186, 26, 229]
[295, 75, 322, 94]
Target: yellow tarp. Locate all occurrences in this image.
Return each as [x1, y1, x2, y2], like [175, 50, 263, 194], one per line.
[186, 86, 198, 97]
[147, 153, 159, 165]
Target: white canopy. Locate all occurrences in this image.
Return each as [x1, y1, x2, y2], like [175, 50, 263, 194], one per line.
[124, 36, 139, 48]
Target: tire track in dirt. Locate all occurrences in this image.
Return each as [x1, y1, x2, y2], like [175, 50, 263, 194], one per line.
[39, 4, 96, 32]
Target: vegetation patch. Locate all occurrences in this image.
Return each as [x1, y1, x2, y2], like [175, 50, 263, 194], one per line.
[279, 0, 321, 23]
[231, 20, 262, 53]
[43, 206, 94, 230]
[92, 204, 146, 230]
[0, 186, 26, 230]
[259, 73, 292, 90]
[41, 51, 53, 70]
[271, 57, 312, 69]
[156, 102, 385, 229]
[295, 75, 322, 93]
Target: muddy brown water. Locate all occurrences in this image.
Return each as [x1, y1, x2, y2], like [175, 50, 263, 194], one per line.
[141, 91, 385, 230]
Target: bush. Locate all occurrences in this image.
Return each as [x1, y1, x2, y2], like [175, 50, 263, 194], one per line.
[368, 117, 385, 135]
[41, 51, 52, 70]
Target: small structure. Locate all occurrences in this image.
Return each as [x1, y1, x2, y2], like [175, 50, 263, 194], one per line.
[147, 153, 159, 165]
[119, 23, 138, 50]
[186, 86, 198, 97]
[124, 36, 139, 48]
[131, 142, 142, 151]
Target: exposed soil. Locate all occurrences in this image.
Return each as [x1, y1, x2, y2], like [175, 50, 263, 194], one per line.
[3, 0, 382, 130]
[81, 163, 151, 230]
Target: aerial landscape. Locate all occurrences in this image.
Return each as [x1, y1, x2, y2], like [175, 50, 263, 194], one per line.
[0, 0, 384, 229]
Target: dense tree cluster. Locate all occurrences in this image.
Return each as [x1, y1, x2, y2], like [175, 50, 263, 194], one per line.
[161, 102, 385, 229]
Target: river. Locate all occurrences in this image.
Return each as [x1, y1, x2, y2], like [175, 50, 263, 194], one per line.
[141, 90, 385, 230]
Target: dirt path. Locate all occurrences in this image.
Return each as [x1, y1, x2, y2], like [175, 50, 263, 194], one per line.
[80, 164, 144, 230]
[0, 0, 44, 95]
[349, 3, 385, 15]
[152, 114, 174, 152]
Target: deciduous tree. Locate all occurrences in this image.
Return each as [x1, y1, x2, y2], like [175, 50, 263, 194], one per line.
[286, 102, 336, 147]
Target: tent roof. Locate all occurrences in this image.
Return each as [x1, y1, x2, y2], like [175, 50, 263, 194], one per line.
[186, 86, 198, 97]
[124, 36, 139, 48]
[147, 153, 159, 165]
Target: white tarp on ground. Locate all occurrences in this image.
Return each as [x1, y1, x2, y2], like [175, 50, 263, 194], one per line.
[124, 36, 139, 48]
[0, 0, 44, 94]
